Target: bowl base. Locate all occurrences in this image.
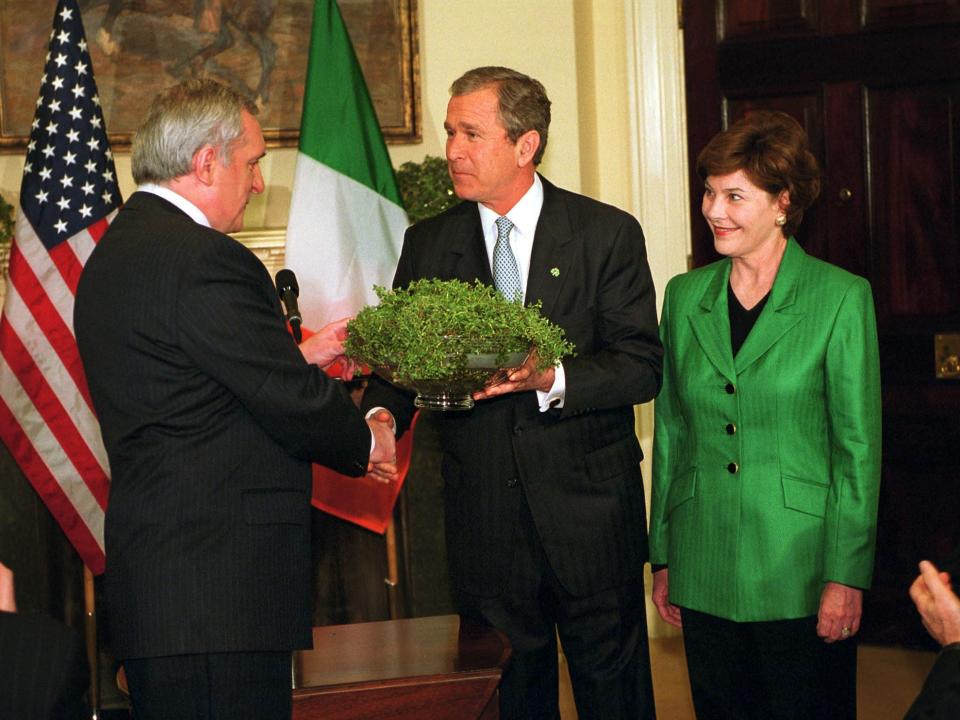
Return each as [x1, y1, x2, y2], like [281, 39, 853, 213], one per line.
[414, 392, 475, 411]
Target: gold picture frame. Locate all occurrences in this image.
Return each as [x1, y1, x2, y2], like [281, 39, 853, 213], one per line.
[0, 0, 420, 151]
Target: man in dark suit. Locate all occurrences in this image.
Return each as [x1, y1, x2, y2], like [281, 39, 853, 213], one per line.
[0, 560, 89, 720]
[74, 79, 396, 720]
[905, 559, 960, 719]
[362, 66, 662, 720]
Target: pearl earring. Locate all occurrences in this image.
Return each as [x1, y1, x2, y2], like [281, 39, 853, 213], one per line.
[775, 213, 787, 227]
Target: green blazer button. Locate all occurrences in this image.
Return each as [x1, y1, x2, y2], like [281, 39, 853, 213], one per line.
[727, 462, 739, 474]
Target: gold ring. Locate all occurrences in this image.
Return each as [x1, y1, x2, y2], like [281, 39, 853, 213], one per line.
[841, 626, 851, 637]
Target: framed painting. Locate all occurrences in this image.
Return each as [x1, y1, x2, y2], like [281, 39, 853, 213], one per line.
[0, 0, 420, 150]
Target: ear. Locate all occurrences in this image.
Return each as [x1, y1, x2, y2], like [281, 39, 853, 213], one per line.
[515, 130, 541, 168]
[777, 189, 791, 211]
[192, 145, 218, 187]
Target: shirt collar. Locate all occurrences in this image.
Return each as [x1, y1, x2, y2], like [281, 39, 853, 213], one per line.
[137, 183, 211, 228]
[477, 174, 544, 237]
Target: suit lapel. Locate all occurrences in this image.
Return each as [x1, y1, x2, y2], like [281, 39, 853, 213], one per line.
[445, 207, 493, 285]
[526, 177, 575, 317]
[733, 238, 806, 373]
[689, 262, 737, 383]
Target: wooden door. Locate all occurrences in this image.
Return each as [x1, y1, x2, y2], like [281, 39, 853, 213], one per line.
[682, 0, 960, 647]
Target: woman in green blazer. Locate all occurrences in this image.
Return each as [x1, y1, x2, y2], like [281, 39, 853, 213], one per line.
[649, 111, 881, 719]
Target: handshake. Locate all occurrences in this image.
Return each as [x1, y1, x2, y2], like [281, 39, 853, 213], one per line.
[298, 317, 399, 485]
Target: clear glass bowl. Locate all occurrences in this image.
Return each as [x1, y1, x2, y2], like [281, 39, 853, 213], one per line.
[376, 348, 529, 411]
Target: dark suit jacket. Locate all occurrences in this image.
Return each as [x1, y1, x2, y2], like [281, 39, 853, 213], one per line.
[74, 191, 371, 661]
[362, 177, 662, 598]
[905, 646, 960, 720]
[0, 611, 89, 720]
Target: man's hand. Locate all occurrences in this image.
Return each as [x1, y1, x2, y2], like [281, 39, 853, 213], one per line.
[0, 561, 16, 613]
[366, 410, 399, 484]
[652, 568, 682, 627]
[472, 352, 555, 401]
[817, 581, 862, 642]
[909, 560, 960, 646]
[298, 317, 359, 378]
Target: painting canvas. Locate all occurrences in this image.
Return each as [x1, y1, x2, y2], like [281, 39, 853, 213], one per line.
[0, 0, 419, 149]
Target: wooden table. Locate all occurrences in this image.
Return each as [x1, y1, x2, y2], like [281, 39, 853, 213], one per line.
[292, 614, 511, 720]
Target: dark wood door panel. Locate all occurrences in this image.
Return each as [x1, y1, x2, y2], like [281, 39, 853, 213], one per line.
[870, 382, 960, 646]
[863, 0, 960, 30]
[866, 84, 960, 325]
[822, 83, 870, 276]
[718, 0, 819, 40]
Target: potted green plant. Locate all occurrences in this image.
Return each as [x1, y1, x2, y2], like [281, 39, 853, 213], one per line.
[345, 278, 575, 410]
[395, 155, 459, 224]
[0, 193, 15, 304]
[0, 193, 13, 243]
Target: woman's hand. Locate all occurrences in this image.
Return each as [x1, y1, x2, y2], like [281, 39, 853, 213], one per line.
[652, 568, 682, 627]
[817, 581, 862, 642]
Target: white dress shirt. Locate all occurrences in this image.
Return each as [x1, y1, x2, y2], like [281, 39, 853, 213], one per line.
[478, 175, 566, 411]
[137, 183, 211, 227]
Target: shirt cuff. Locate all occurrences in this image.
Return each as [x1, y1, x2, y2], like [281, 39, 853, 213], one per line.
[536, 362, 566, 412]
[364, 406, 396, 456]
[365, 407, 397, 432]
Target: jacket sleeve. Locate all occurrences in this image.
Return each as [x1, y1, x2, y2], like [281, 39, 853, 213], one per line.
[177, 235, 371, 476]
[904, 646, 960, 720]
[821, 276, 882, 587]
[648, 279, 681, 565]
[561, 214, 663, 415]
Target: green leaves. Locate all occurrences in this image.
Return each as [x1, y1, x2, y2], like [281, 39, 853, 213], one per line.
[346, 278, 575, 384]
[395, 155, 459, 224]
[0, 193, 13, 245]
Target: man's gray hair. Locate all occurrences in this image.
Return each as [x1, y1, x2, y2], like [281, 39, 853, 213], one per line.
[450, 66, 551, 165]
[131, 79, 257, 185]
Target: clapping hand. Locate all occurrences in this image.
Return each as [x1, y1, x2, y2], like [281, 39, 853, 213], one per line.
[909, 560, 960, 646]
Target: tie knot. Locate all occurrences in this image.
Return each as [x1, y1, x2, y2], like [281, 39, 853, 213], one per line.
[495, 216, 513, 239]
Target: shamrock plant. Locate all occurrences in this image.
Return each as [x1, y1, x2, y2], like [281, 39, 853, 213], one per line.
[345, 278, 575, 385]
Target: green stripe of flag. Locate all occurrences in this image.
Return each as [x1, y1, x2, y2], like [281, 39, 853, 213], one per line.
[299, 0, 403, 207]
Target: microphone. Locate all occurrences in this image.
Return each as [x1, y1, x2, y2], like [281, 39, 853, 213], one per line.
[275, 268, 302, 343]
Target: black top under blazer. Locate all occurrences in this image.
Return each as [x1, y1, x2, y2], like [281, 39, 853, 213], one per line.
[362, 176, 663, 598]
[75, 192, 371, 660]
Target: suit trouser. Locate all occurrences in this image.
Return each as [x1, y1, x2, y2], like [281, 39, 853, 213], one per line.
[680, 607, 857, 720]
[457, 498, 656, 720]
[123, 651, 291, 720]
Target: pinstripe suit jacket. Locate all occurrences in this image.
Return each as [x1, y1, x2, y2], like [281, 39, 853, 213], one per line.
[74, 192, 371, 660]
[362, 177, 663, 598]
[0, 612, 89, 719]
[905, 646, 960, 719]
[649, 238, 882, 621]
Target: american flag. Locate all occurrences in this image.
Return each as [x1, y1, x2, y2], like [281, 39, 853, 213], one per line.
[0, 0, 121, 574]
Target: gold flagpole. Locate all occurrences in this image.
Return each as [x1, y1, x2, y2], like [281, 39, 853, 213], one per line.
[384, 518, 400, 619]
[83, 565, 100, 720]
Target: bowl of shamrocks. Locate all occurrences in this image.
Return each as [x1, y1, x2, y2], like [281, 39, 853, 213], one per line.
[345, 278, 575, 411]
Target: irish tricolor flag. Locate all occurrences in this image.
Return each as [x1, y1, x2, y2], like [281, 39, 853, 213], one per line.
[286, 0, 410, 533]
[285, 0, 408, 330]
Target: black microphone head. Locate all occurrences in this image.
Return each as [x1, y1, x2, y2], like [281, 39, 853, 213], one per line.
[275, 268, 299, 297]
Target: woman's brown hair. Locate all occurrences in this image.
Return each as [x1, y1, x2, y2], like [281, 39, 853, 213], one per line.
[696, 110, 820, 237]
